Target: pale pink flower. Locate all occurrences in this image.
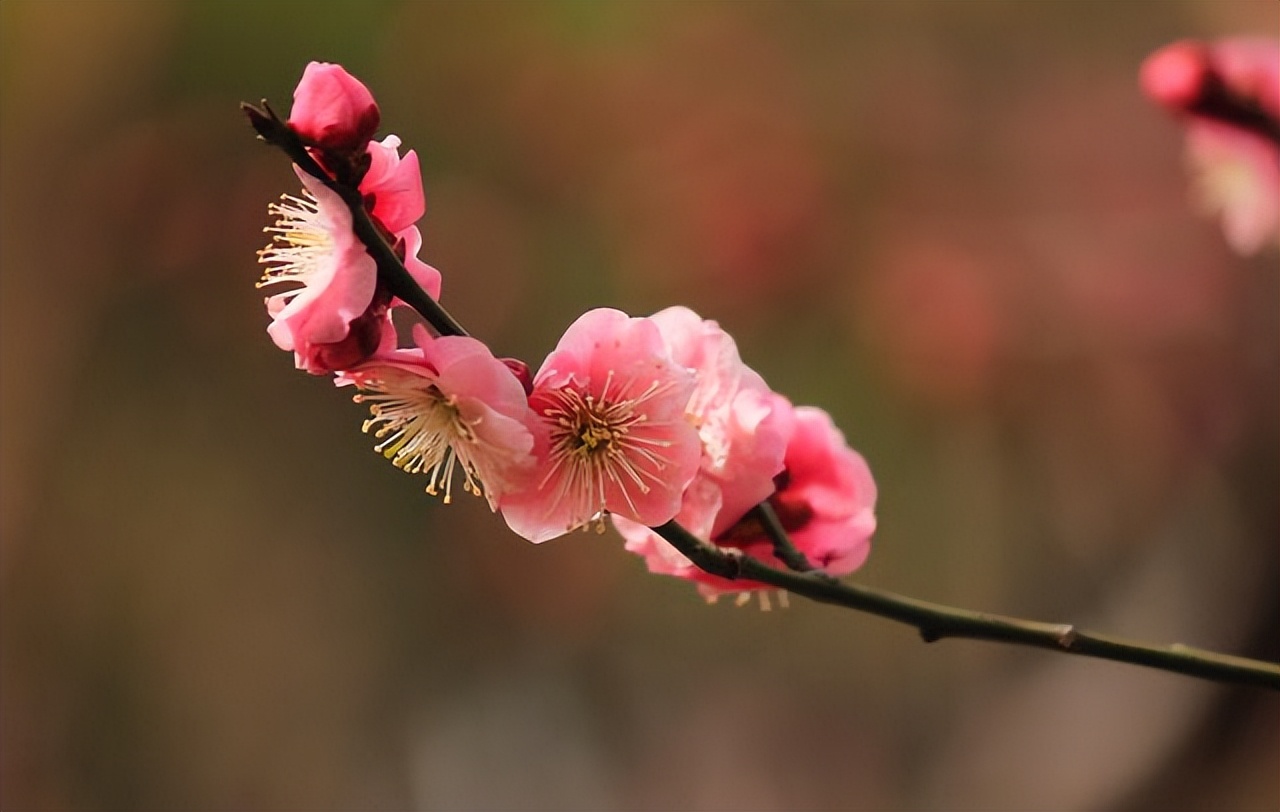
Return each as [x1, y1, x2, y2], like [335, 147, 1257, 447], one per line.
[645, 306, 794, 538]
[499, 308, 702, 543]
[289, 62, 381, 153]
[1141, 38, 1280, 254]
[621, 405, 876, 603]
[338, 326, 536, 508]
[1185, 120, 1280, 254]
[258, 166, 381, 374]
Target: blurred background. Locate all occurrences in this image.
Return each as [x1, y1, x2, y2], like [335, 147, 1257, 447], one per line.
[2, 1, 1277, 809]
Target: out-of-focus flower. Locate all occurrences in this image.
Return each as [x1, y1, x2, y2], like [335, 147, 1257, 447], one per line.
[338, 326, 537, 508]
[258, 167, 381, 375]
[499, 308, 702, 543]
[623, 406, 876, 603]
[1184, 120, 1280, 254]
[1141, 38, 1280, 254]
[288, 61, 381, 153]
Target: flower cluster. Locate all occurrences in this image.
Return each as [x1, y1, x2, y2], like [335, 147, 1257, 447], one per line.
[253, 62, 877, 599]
[1141, 38, 1280, 255]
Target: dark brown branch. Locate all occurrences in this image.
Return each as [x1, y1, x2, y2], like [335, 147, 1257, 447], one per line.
[651, 521, 1280, 691]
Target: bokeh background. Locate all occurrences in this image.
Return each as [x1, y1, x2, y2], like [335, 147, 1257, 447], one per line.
[2, 1, 1277, 810]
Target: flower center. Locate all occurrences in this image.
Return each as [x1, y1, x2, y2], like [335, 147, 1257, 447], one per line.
[256, 191, 332, 294]
[353, 372, 483, 504]
[539, 374, 676, 531]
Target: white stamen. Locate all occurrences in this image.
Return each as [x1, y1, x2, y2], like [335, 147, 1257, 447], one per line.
[354, 371, 497, 505]
[256, 191, 331, 291]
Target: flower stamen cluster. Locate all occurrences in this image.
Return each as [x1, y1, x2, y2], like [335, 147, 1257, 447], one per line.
[540, 376, 681, 528]
[353, 373, 481, 503]
[257, 191, 330, 289]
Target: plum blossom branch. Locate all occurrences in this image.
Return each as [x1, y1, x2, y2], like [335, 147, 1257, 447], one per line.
[1185, 63, 1280, 146]
[243, 94, 1280, 694]
[751, 502, 814, 572]
[650, 522, 1280, 691]
[243, 101, 468, 339]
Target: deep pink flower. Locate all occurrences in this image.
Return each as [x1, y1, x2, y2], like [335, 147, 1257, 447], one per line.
[1142, 38, 1280, 119]
[1141, 38, 1280, 254]
[259, 167, 381, 374]
[499, 308, 702, 543]
[363, 135, 426, 235]
[620, 405, 876, 603]
[338, 326, 536, 508]
[288, 62, 381, 153]
[360, 136, 440, 300]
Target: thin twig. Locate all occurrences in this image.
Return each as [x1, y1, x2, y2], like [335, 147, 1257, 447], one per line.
[651, 521, 1280, 691]
[750, 502, 814, 572]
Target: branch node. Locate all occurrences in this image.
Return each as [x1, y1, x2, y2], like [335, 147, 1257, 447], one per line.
[1056, 625, 1078, 649]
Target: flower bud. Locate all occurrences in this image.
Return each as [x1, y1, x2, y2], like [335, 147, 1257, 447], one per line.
[288, 62, 381, 153]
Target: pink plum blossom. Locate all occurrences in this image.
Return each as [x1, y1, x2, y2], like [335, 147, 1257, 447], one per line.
[288, 62, 380, 153]
[338, 325, 537, 508]
[259, 166, 382, 375]
[363, 135, 427, 235]
[620, 405, 876, 603]
[1141, 38, 1280, 254]
[499, 308, 702, 543]
[644, 306, 794, 537]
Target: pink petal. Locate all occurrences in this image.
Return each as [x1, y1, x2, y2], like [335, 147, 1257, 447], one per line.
[288, 62, 380, 152]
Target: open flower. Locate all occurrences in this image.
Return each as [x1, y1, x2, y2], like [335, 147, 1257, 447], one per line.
[288, 61, 381, 153]
[338, 326, 536, 508]
[1141, 37, 1280, 254]
[258, 166, 381, 374]
[647, 306, 794, 537]
[620, 405, 876, 603]
[499, 308, 702, 543]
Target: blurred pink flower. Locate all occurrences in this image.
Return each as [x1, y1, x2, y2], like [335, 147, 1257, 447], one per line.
[622, 406, 876, 603]
[1141, 37, 1280, 254]
[259, 167, 381, 374]
[1184, 119, 1280, 255]
[338, 325, 536, 508]
[499, 308, 702, 543]
[288, 61, 381, 153]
